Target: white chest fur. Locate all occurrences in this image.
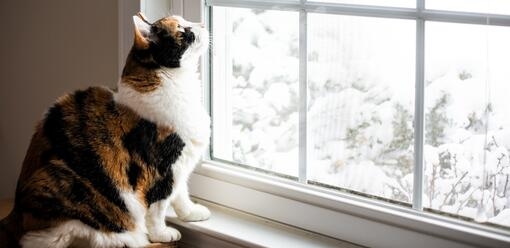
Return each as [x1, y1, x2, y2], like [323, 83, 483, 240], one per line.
[115, 68, 211, 151]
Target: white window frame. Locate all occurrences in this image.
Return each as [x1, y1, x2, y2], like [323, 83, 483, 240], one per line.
[128, 1, 510, 247]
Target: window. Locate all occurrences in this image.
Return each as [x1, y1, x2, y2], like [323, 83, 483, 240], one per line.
[207, 0, 510, 234]
[427, 0, 510, 15]
[307, 13, 415, 203]
[211, 7, 300, 178]
[424, 21, 510, 226]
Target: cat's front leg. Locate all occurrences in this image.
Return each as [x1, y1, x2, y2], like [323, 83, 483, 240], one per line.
[146, 198, 182, 242]
[170, 158, 211, 222]
[171, 188, 211, 222]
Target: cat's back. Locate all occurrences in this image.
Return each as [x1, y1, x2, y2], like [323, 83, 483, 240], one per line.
[45, 86, 137, 140]
[19, 86, 139, 181]
[15, 86, 142, 234]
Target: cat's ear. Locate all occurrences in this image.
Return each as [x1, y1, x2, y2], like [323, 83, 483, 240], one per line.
[133, 13, 151, 50]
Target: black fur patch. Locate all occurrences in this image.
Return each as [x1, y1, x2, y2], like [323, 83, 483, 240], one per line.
[123, 120, 159, 165]
[123, 120, 185, 174]
[149, 26, 194, 68]
[155, 133, 186, 175]
[182, 28, 196, 44]
[130, 21, 196, 69]
[146, 172, 174, 205]
[43, 96, 127, 213]
[127, 161, 141, 189]
[145, 133, 186, 204]
[123, 119, 185, 204]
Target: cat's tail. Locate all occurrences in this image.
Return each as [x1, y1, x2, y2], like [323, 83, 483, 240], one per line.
[0, 210, 22, 248]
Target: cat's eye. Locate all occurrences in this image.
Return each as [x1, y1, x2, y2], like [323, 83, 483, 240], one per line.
[177, 24, 185, 32]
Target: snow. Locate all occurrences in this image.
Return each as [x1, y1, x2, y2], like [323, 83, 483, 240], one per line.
[211, 5, 510, 228]
[264, 83, 292, 112]
[489, 209, 510, 226]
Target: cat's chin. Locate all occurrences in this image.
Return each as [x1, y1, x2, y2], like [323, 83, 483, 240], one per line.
[179, 28, 209, 66]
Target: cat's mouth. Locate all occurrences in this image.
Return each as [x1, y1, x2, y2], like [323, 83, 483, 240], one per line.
[184, 24, 209, 55]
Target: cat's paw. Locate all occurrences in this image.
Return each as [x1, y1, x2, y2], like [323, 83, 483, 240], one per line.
[177, 204, 211, 222]
[148, 226, 181, 243]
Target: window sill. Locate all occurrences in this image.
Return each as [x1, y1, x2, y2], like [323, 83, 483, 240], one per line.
[165, 198, 359, 248]
[188, 161, 510, 248]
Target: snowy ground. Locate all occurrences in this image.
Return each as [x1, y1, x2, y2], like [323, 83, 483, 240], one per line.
[211, 6, 510, 228]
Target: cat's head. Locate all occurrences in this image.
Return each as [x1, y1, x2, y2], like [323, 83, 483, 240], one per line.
[130, 12, 208, 69]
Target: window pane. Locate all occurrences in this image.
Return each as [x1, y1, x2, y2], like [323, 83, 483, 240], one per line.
[310, 0, 415, 8]
[308, 13, 415, 203]
[211, 7, 299, 177]
[425, 22, 510, 228]
[427, 0, 510, 15]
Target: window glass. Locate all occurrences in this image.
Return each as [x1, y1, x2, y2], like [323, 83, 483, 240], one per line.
[427, 0, 510, 15]
[211, 7, 300, 177]
[310, 0, 415, 8]
[209, 1, 510, 230]
[308, 13, 416, 202]
[424, 21, 510, 228]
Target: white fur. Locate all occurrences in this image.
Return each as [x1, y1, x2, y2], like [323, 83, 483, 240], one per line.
[115, 17, 211, 241]
[121, 191, 148, 235]
[20, 17, 210, 247]
[146, 199, 182, 242]
[20, 220, 149, 248]
[20, 192, 151, 248]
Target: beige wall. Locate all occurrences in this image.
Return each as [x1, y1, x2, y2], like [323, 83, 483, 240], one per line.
[0, 0, 120, 199]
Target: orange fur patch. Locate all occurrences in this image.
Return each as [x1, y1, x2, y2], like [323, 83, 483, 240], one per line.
[157, 126, 175, 142]
[121, 53, 162, 93]
[158, 17, 183, 44]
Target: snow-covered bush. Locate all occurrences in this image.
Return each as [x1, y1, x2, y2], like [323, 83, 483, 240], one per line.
[217, 8, 510, 227]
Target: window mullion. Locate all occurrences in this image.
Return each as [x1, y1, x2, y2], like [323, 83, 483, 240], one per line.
[298, 1, 308, 184]
[203, 4, 213, 160]
[413, 0, 426, 211]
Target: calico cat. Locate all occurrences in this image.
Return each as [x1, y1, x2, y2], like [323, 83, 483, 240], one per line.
[0, 12, 211, 248]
